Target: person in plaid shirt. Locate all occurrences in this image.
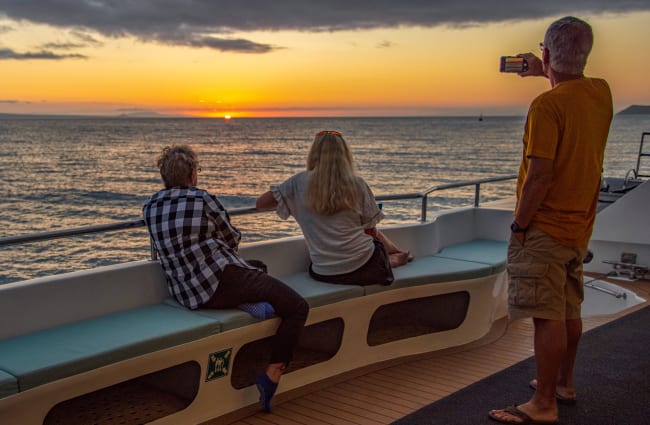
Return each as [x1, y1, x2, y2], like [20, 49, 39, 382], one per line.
[143, 145, 308, 413]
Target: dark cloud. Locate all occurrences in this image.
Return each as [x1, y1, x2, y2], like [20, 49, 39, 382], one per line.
[154, 32, 276, 53]
[185, 36, 275, 53]
[41, 42, 87, 50]
[0, 99, 20, 104]
[0, 47, 87, 60]
[0, 1, 648, 54]
[70, 30, 102, 45]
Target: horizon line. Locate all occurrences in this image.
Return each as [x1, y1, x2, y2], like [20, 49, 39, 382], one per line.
[1, 104, 645, 120]
[0, 112, 529, 120]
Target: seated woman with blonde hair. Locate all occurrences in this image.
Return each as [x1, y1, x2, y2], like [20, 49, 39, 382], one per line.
[256, 130, 411, 286]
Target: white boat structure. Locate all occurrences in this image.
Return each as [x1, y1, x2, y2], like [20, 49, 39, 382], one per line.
[0, 135, 648, 425]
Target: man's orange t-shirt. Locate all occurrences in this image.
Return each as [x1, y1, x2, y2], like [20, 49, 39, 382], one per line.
[516, 77, 613, 247]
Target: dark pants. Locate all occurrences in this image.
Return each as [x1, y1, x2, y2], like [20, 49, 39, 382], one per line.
[202, 265, 309, 365]
[309, 240, 394, 286]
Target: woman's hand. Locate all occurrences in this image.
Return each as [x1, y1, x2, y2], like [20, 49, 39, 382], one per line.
[364, 227, 378, 238]
[256, 191, 278, 210]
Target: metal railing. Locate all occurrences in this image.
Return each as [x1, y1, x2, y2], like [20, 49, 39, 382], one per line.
[0, 175, 517, 255]
[635, 132, 650, 178]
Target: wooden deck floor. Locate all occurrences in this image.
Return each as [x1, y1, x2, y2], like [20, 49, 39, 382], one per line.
[224, 277, 650, 425]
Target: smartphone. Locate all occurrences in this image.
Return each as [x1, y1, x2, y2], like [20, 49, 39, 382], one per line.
[500, 56, 528, 73]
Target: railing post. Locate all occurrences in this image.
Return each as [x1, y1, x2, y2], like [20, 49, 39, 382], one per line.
[150, 239, 158, 261]
[474, 183, 481, 207]
[421, 195, 427, 222]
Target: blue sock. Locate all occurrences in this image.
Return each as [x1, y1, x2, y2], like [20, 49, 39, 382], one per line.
[237, 302, 275, 319]
[255, 373, 278, 413]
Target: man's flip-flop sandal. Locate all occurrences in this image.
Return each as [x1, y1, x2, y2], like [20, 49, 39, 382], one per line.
[529, 380, 577, 405]
[488, 405, 559, 425]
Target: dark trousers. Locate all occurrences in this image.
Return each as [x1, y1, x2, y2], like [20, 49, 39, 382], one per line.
[309, 240, 394, 286]
[202, 265, 309, 365]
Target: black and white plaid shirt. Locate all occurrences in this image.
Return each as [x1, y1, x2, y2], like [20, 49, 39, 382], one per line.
[143, 187, 253, 309]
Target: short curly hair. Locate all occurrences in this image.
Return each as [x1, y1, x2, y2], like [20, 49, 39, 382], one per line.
[156, 145, 199, 188]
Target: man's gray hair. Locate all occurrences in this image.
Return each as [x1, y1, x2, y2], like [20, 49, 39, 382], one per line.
[544, 16, 593, 75]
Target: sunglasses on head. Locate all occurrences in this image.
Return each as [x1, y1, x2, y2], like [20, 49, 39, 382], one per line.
[316, 130, 342, 137]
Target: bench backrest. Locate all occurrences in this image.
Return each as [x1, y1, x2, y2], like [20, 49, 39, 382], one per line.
[0, 261, 168, 339]
[381, 207, 511, 257]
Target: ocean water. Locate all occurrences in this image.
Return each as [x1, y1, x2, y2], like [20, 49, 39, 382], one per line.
[0, 115, 647, 284]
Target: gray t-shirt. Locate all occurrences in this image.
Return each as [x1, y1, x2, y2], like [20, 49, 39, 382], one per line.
[272, 171, 384, 275]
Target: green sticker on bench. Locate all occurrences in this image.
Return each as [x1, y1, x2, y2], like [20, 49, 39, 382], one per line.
[206, 349, 232, 381]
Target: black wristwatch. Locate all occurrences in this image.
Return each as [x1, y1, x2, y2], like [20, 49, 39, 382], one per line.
[510, 221, 528, 233]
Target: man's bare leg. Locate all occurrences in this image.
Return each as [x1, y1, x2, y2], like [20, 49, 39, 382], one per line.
[556, 317, 581, 399]
[490, 318, 565, 423]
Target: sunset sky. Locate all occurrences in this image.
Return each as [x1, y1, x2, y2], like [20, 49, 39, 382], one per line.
[1, 1, 649, 118]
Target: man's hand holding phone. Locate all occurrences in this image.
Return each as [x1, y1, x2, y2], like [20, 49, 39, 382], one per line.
[500, 53, 545, 77]
[517, 53, 545, 77]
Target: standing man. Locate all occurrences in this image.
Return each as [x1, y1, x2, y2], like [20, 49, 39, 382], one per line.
[489, 16, 613, 425]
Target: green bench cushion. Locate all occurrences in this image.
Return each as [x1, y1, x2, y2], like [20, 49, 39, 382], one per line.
[163, 297, 262, 331]
[364, 255, 495, 295]
[278, 240, 507, 298]
[280, 272, 365, 307]
[0, 304, 221, 392]
[0, 370, 18, 398]
[434, 239, 508, 272]
[164, 297, 262, 332]
[190, 308, 260, 331]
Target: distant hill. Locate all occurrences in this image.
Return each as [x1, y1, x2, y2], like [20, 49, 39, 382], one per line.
[0, 113, 85, 119]
[618, 105, 650, 115]
[0, 112, 178, 119]
[117, 110, 166, 118]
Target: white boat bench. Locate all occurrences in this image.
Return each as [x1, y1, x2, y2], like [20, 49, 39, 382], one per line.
[0, 236, 507, 400]
[0, 207, 515, 425]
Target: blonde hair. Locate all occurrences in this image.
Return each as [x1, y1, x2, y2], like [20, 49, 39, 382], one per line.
[306, 132, 362, 215]
[156, 145, 199, 188]
[544, 16, 593, 75]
